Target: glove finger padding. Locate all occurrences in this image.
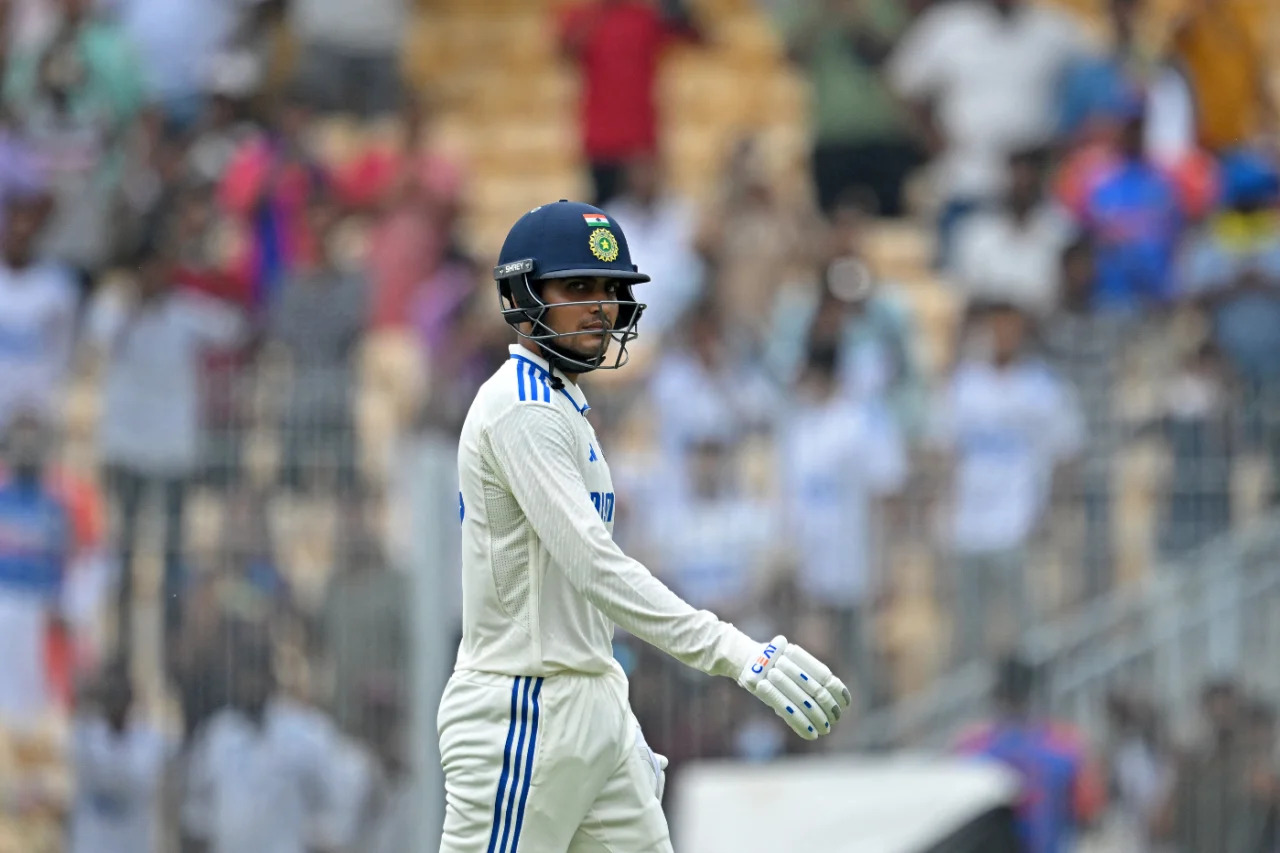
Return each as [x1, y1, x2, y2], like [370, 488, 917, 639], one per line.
[775, 655, 842, 722]
[767, 667, 831, 735]
[783, 643, 853, 718]
[753, 677, 819, 740]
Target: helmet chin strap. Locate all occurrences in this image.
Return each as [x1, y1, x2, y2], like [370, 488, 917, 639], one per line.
[538, 338, 606, 387]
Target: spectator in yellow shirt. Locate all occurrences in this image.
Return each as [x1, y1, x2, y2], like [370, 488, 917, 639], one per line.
[1170, 0, 1276, 152]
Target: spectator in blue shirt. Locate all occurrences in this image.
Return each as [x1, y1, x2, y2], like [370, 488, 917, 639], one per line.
[0, 408, 71, 725]
[957, 657, 1105, 853]
[1075, 98, 1187, 313]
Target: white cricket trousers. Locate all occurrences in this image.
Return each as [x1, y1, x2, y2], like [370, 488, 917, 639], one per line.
[438, 667, 673, 853]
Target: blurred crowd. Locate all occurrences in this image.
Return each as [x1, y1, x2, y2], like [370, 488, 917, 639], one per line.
[0, 0, 1273, 848]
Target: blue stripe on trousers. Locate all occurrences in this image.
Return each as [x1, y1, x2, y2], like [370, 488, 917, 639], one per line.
[509, 677, 544, 853]
[486, 678, 522, 853]
[498, 677, 532, 852]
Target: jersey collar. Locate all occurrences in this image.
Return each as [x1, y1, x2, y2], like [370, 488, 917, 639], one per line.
[509, 344, 591, 415]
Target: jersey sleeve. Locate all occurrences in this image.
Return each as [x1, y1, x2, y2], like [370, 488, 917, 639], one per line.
[486, 403, 756, 679]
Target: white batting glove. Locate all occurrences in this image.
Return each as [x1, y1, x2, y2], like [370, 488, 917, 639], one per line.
[737, 636, 852, 740]
[633, 723, 668, 801]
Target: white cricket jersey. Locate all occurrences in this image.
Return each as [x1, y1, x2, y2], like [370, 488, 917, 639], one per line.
[454, 344, 755, 679]
[69, 717, 172, 853]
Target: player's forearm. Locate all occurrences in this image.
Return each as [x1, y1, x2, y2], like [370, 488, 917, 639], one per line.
[576, 555, 756, 678]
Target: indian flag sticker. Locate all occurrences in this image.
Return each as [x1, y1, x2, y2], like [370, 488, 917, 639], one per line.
[583, 213, 610, 227]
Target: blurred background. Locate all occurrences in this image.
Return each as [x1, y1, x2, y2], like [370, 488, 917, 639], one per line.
[0, 0, 1277, 849]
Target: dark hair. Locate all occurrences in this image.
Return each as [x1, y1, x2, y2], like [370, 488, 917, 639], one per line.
[1061, 235, 1094, 266]
[994, 656, 1036, 709]
[804, 342, 840, 379]
[1201, 677, 1240, 705]
[1247, 699, 1277, 729]
[1009, 145, 1051, 174]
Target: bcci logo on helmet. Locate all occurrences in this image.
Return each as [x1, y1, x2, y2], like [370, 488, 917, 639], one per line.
[588, 228, 619, 262]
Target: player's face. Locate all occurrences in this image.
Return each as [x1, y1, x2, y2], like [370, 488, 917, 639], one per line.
[541, 277, 622, 356]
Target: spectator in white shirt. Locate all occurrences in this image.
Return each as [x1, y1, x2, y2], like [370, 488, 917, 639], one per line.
[648, 306, 779, 494]
[649, 437, 777, 618]
[780, 344, 907, 700]
[888, 0, 1090, 266]
[115, 0, 240, 126]
[0, 190, 78, 433]
[932, 303, 1083, 665]
[182, 639, 343, 853]
[605, 154, 705, 344]
[86, 235, 245, 656]
[69, 660, 174, 853]
[953, 147, 1077, 316]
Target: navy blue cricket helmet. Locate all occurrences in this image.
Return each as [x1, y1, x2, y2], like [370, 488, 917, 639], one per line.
[494, 200, 649, 375]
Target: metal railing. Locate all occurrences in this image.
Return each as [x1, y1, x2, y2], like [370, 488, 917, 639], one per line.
[853, 514, 1280, 751]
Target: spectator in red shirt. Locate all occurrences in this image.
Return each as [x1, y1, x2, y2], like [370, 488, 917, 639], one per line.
[559, 0, 699, 206]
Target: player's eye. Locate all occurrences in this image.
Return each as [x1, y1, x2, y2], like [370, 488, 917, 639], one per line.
[603, 283, 619, 297]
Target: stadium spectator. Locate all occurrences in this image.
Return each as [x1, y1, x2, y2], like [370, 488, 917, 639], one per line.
[771, 257, 926, 443]
[696, 138, 824, 349]
[0, 119, 48, 233]
[3, 0, 145, 273]
[1065, 96, 1191, 314]
[115, 0, 242, 127]
[318, 514, 408, 740]
[186, 72, 261, 187]
[956, 656, 1105, 853]
[648, 436, 776, 617]
[357, 99, 467, 330]
[953, 147, 1076, 317]
[411, 273, 509, 435]
[1056, 0, 1142, 145]
[1104, 691, 1171, 853]
[779, 343, 906, 700]
[158, 180, 255, 493]
[170, 586, 262, 744]
[1152, 342, 1235, 559]
[1241, 699, 1280, 853]
[288, 0, 407, 117]
[0, 189, 76, 434]
[215, 490, 293, 627]
[114, 110, 197, 262]
[1180, 150, 1280, 505]
[888, 0, 1090, 266]
[218, 87, 329, 312]
[269, 192, 366, 499]
[932, 303, 1083, 665]
[1042, 238, 1128, 599]
[1169, 0, 1275, 154]
[648, 305, 778, 487]
[558, 0, 699, 206]
[1158, 679, 1280, 853]
[181, 635, 344, 853]
[87, 235, 245, 655]
[68, 660, 173, 853]
[775, 0, 923, 216]
[339, 681, 413, 853]
[0, 410, 71, 728]
[604, 154, 704, 343]
[1057, 0, 1196, 163]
